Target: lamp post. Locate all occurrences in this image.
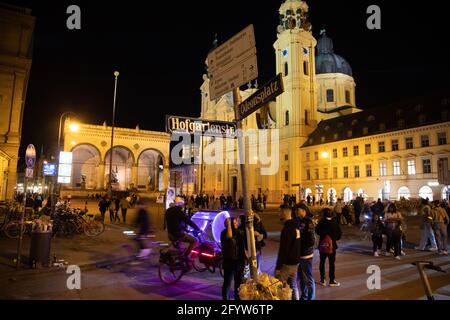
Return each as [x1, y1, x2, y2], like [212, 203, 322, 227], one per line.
[321, 150, 333, 205]
[108, 71, 120, 195]
[53, 112, 78, 213]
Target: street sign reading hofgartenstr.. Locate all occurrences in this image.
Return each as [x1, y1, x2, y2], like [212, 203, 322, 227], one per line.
[166, 115, 237, 137]
[208, 25, 258, 101]
[236, 73, 284, 120]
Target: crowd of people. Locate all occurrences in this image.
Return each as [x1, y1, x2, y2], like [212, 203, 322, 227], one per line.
[176, 192, 268, 212]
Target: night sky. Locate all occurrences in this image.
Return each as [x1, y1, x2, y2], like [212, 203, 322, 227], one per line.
[5, 0, 450, 169]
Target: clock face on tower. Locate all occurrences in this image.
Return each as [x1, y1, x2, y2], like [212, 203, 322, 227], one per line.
[302, 47, 309, 56]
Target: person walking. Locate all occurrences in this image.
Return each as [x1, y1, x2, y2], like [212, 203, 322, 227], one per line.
[316, 208, 342, 287]
[333, 199, 343, 224]
[275, 204, 302, 300]
[415, 199, 438, 251]
[221, 217, 245, 300]
[432, 201, 449, 255]
[120, 196, 130, 224]
[114, 197, 121, 223]
[295, 203, 316, 300]
[353, 197, 362, 226]
[263, 193, 267, 210]
[392, 220, 404, 260]
[134, 198, 154, 258]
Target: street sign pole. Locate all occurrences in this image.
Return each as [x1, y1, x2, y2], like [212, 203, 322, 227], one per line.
[16, 176, 27, 269]
[233, 87, 258, 280]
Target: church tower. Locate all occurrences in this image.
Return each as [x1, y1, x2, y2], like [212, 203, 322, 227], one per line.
[273, 0, 318, 195]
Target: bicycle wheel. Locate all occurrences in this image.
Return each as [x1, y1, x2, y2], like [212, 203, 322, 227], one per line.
[84, 220, 105, 237]
[192, 255, 207, 272]
[4, 221, 23, 239]
[158, 261, 185, 284]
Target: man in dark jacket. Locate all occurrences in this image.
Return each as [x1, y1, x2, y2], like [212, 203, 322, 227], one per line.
[164, 197, 200, 257]
[276, 204, 302, 300]
[316, 208, 342, 287]
[295, 203, 316, 300]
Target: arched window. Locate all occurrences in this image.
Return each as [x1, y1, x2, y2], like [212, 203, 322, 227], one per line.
[284, 62, 289, 76]
[285, 110, 289, 126]
[397, 186, 411, 200]
[419, 186, 433, 201]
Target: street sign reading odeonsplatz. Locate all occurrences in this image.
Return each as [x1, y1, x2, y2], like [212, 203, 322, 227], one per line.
[236, 73, 284, 120]
[166, 115, 237, 137]
[208, 25, 258, 101]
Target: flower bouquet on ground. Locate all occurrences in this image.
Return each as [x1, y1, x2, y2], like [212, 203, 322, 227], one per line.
[32, 215, 53, 232]
[239, 272, 292, 300]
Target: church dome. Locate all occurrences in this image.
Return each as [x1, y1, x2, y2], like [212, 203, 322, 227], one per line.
[316, 30, 353, 76]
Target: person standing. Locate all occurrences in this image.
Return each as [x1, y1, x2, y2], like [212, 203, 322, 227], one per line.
[306, 195, 311, 206]
[353, 197, 362, 226]
[384, 203, 402, 256]
[98, 197, 109, 221]
[312, 195, 316, 206]
[295, 203, 316, 300]
[432, 201, 449, 255]
[114, 197, 121, 223]
[415, 199, 438, 251]
[262, 193, 267, 210]
[221, 217, 245, 300]
[316, 208, 342, 287]
[333, 199, 343, 224]
[253, 213, 267, 273]
[371, 214, 384, 257]
[134, 198, 153, 258]
[275, 204, 302, 300]
[120, 196, 130, 224]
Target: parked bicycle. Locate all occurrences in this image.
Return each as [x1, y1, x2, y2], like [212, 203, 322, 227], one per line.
[191, 232, 223, 276]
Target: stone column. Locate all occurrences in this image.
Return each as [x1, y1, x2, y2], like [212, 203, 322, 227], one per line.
[97, 162, 105, 190]
[5, 157, 18, 201]
[163, 165, 169, 191]
[131, 164, 138, 188]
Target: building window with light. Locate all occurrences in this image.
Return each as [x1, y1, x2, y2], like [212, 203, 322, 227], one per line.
[405, 137, 414, 149]
[407, 160, 416, 175]
[421, 135, 430, 147]
[423, 159, 432, 174]
[306, 169, 311, 180]
[353, 145, 359, 156]
[326, 89, 334, 102]
[438, 132, 447, 145]
[284, 170, 289, 181]
[365, 144, 371, 155]
[343, 147, 348, 157]
[284, 62, 289, 76]
[324, 167, 328, 179]
[391, 139, 399, 151]
[378, 141, 385, 153]
[366, 164, 372, 177]
[393, 160, 401, 175]
[305, 110, 309, 125]
[314, 168, 319, 180]
[314, 152, 318, 161]
[285, 110, 289, 126]
[285, 154, 289, 161]
[379, 162, 387, 176]
[306, 152, 310, 161]
[354, 165, 360, 178]
[332, 149, 338, 158]
[333, 167, 338, 179]
[343, 166, 349, 178]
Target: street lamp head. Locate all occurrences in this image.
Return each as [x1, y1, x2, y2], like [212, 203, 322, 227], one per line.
[114, 71, 120, 77]
[69, 123, 79, 132]
[321, 151, 329, 159]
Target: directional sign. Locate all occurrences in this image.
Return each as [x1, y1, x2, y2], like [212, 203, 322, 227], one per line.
[25, 167, 34, 179]
[208, 25, 258, 101]
[236, 73, 284, 120]
[209, 54, 258, 101]
[166, 115, 237, 137]
[207, 25, 256, 74]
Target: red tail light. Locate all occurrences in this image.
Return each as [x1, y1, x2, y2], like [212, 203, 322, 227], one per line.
[201, 252, 214, 258]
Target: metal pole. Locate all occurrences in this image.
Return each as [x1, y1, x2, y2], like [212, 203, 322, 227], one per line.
[108, 71, 119, 195]
[233, 87, 258, 280]
[415, 263, 435, 300]
[16, 176, 27, 269]
[199, 135, 204, 195]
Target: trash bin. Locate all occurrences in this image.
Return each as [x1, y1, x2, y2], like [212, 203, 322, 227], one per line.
[29, 231, 52, 268]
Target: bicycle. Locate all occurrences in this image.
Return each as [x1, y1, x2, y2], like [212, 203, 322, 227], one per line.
[71, 209, 105, 237]
[158, 230, 205, 285]
[191, 232, 224, 277]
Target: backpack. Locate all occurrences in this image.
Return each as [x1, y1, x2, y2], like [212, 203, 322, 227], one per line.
[319, 235, 334, 254]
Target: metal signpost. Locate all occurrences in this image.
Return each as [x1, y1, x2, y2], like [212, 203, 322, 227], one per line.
[207, 25, 260, 280]
[17, 144, 36, 269]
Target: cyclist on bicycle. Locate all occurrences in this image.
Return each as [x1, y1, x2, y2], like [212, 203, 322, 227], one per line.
[164, 196, 201, 258]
